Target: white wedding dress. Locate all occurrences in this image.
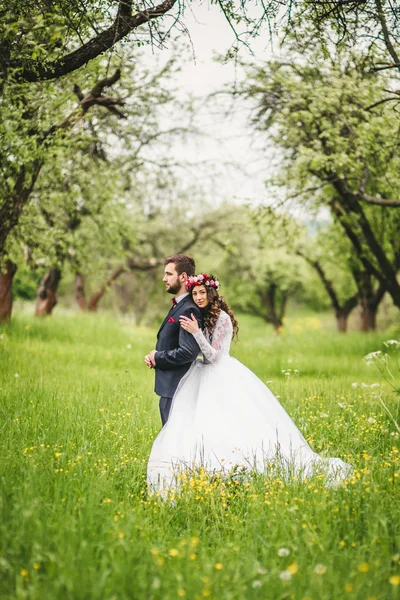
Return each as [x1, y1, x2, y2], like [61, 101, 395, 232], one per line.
[147, 311, 352, 492]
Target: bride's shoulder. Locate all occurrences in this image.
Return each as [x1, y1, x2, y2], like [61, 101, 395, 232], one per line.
[218, 311, 232, 325]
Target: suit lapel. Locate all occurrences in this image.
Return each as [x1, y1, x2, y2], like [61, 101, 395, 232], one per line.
[157, 296, 191, 337]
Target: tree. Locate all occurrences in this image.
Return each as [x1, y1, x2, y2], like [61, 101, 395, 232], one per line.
[85, 188, 216, 316]
[0, 1, 277, 86]
[0, 49, 190, 320]
[2, 1, 399, 84]
[203, 205, 305, 332]
[289, 0, 400, 76]
[296, 222, 387, 332]
[242, 44, 400, 311]
[0, 67, 126, 320]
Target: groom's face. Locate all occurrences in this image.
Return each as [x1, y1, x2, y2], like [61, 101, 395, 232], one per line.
[163, 262, 182, 295]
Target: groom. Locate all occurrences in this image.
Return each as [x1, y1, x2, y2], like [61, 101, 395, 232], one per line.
[144, 254, 202, 426]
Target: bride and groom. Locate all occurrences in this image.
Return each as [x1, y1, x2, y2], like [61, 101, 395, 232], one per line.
[145, 254, 351, 492]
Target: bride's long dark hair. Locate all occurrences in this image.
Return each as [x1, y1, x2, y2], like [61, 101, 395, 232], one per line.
[193, 286, 239, 339]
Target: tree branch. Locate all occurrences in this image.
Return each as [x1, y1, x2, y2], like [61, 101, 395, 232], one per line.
[296, 250, 342, 312]
[9, 0, 178, 82]
[374, 0, 400, 68]
[355, 191, 400, 207]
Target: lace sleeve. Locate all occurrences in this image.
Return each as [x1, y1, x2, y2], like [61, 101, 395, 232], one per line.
[192, 311, 233, 363]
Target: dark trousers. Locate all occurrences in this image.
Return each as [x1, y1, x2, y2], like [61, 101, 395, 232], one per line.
[159, 396, 173, 426]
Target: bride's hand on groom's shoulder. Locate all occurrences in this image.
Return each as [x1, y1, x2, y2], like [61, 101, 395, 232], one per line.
[144, 351, 156, 368]
[179, 314, 200, 334]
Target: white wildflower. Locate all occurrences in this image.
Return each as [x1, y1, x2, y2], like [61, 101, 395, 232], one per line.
[364, 351, 383, 365]
[126, 344, 132, 349]
[367, 417, 376, 424]
[314, 564, 327, 575]
[252, 580, 262, 588]
[151, 577, 161, 590]
[383, 340, 400, 349]
[279, 570, 292, 581]
[278, 548, 290, 557]
[14, 373, 19, 378]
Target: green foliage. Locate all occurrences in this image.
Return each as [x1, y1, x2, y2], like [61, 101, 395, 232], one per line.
[240, 42, 400, 311]
[0, 313, 399, 598]
[1, 48, 189, 301]
[200, 205, 314, 320]
[12, 263, 45, 300]
[246, 48, 400, 203]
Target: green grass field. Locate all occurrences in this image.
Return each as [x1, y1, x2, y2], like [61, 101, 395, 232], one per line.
[0, 311, 399, 600]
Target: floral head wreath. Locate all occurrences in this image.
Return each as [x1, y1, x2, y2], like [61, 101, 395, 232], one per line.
[186, 273, 220, 291]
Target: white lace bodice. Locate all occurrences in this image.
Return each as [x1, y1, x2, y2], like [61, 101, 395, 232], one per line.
[193, 311, 233, 363]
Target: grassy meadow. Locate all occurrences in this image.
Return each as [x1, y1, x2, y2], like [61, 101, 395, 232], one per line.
[0, 310, 399, 600]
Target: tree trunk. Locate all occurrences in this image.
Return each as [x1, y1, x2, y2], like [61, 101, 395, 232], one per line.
[0, 161, 43, 257]
[88, 265, 126, 312]
[272, 317, 284, 333]
[35, 267, 62, 316]
[296, 251, 358, 333]
[359, 295, 378, 331]
[359, 307, 377, 331]
[258, 283, 288, 334]
[0, 259, 17, 323]
[355, 271, 386, 332]
[331, 190, 400, 309]
[336, 313, 348, 332]
[75, 272, 87, 310]
[88, 291, 102, 312]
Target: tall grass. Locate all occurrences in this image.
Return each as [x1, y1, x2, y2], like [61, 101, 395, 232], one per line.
[0, 312, 399, 599]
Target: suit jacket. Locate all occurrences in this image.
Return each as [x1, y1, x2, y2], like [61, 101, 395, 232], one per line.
[154, 295, 202, 398]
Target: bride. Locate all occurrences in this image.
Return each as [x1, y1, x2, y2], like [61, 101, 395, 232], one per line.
[147, 273, 352, 492]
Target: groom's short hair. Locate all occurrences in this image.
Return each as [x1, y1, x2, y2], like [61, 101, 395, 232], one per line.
[164, 254, 196, 277]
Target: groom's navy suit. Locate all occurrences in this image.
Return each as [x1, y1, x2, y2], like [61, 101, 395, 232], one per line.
[154, 294, 202, 425]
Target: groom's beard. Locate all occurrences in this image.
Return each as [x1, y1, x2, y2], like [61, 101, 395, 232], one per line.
[167, 279, 181, 295]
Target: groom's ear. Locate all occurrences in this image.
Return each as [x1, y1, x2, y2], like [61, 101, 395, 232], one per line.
[180, 272, 188, 282]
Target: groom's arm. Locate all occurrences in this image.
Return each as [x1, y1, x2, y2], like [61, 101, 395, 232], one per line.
[154, 306, 202, 370]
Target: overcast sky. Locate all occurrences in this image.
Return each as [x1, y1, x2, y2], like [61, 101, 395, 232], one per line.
[139, 2, 278, 208]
